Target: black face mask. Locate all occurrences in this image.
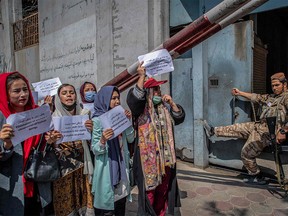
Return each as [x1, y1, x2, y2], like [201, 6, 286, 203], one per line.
[61, 102, 76, 111]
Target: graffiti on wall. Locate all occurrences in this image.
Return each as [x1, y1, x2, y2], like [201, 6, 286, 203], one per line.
[40, 43, 96, 81]
[112, 0, 126, 75]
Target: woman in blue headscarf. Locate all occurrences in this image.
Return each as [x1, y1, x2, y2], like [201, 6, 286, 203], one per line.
[91, 86, 134, 216]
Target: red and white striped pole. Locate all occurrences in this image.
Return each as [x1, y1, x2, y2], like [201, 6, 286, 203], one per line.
[172, 0, 269, 58]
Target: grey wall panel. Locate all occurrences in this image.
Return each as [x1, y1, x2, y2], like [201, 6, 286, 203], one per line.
[172, 58, 194, 160]
[38, 0, 168, 94]
[15, 45, 40, 84]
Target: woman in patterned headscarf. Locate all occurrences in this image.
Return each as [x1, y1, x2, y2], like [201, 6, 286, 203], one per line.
[126, 62, 185, 216]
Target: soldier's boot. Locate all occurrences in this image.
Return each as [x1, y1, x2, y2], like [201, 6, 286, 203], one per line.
[202, 120, 215, 138]
[243, 173, 267, 185]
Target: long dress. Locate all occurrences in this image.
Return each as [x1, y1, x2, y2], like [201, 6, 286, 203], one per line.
[53, 140, 94, 216]
[127, 87, 185, 215]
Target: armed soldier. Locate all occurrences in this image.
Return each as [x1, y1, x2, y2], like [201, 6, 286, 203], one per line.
[203, 72, 288, 184]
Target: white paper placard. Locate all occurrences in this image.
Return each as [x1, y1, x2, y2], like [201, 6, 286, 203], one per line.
[138, 49, 174, 77]
[83, 103, 95, 116]
[98, 106, 132, 139]
[31, 77, 62, 100]
[6, 105, 52, 145]
[52, 115, 91, 144]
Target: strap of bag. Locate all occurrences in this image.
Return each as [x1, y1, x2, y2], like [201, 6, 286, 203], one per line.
[35, 133, 45, 151]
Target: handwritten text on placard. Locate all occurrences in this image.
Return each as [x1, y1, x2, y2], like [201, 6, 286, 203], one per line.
[53, 115, 91, 144]
[98, 106, 131, 139]
[138, 49, 174, 77]
[6, 105, 52, 145]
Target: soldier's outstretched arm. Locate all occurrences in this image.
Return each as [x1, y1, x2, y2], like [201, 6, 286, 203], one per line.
[231, 88, 253, 100]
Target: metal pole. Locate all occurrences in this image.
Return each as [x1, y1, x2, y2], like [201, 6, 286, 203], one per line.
[172, 0, 269, 58]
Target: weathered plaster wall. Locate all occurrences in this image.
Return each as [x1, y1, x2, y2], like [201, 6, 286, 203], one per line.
[0, 0, 22, 72]
[15, 45, 40, 83]
[38, 0, 97, 91]
[38, 0, 169, 94]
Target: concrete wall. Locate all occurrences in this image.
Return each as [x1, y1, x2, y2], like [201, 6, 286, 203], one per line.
[38, 0, 97, 92]
[15, 45, 40, 83]
[38, 0, 169, 95]
[0, 0, 22, 72]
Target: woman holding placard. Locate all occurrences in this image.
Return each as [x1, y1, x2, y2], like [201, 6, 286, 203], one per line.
[126, 62, 185, 216]
[0, 72, 57, 215]
[91, 86, 134, 216]
[51, 83, 94, 216]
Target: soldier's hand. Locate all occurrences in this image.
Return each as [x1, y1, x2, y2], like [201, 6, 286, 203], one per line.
[276, 128, 288, 144]
[231, 88, 241, 96]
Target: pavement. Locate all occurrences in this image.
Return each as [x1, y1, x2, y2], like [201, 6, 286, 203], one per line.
[126, 160, 288, 216]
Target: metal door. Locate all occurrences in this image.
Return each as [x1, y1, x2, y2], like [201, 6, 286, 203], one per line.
[207, 21, 254, 169]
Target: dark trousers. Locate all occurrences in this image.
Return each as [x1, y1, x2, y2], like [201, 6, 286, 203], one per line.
[24, 185, 54, 216]
[24, 195, 42, 216]
[94, 197, 127, 216]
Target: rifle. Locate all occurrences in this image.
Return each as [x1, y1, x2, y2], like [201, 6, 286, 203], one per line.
[266, 116, 288, 192]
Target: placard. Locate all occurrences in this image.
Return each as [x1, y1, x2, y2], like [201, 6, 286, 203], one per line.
[6, 105, 52, 145]
[32, 77, 62, 100]
[138, 49, 174, 77]
[98, 106, 132, 139]
[52, 115, 91, 144]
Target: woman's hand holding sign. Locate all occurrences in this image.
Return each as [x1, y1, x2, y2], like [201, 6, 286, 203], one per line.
[0, 124, 14, 150]
[100, 128, 114, 145]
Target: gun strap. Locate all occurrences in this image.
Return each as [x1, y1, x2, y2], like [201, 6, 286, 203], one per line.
[274, 96, 288, 191]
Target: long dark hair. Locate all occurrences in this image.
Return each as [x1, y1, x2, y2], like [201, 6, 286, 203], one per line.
[57, 83, 76, 96]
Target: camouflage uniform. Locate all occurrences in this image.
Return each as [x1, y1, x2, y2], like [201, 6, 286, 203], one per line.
[215, 91, 288, 175]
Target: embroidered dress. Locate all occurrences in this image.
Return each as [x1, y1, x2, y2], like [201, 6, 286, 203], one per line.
[137, 91, 177, 191]
[127, 85, 185, 216]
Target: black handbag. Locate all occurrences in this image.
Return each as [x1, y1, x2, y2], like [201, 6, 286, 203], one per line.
[24, 134, 61, 182]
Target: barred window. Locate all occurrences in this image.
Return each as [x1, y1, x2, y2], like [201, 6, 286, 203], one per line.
[13, 12, 39, 51]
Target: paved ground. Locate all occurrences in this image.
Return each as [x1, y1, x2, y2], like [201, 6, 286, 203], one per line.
[126, 160, 288, 216]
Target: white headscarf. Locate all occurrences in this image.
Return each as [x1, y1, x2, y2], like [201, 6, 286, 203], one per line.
[53, 88, 94, 182]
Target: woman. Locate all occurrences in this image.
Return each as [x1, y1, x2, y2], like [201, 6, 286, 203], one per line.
[0, 72, 56, 215]
[80, 82, 97, 107]
[91, 86, 134, 216]
[52, 83, 94, 216]
[126, 63, 185, 216]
